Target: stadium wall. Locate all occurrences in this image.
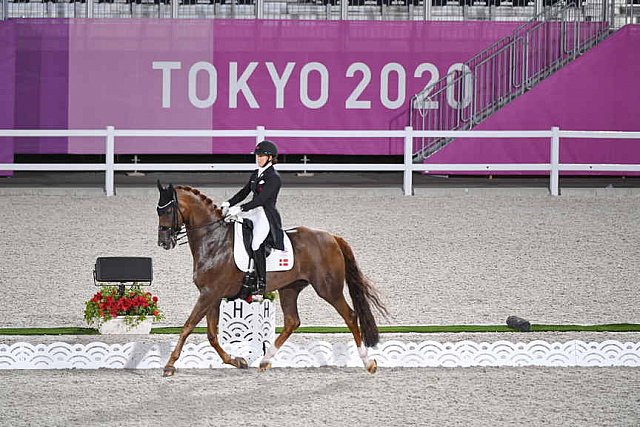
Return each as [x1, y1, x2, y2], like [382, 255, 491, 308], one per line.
[2, 20, 638, 169]
[0, 23, 16, 176]
[428, 24, 640, 173]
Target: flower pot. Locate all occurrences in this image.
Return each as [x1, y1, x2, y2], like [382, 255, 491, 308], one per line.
[97, 317, 153, 335]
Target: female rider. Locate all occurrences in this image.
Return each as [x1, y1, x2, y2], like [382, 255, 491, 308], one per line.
[221, 140, 284, 297]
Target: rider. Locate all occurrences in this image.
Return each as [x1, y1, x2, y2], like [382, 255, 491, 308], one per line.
[221, 140, 285, 297]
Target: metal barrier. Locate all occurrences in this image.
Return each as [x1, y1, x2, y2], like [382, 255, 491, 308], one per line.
[0, 0, 628, 20]
[409, 0, 614, 161]
[1, 126, 639, 196]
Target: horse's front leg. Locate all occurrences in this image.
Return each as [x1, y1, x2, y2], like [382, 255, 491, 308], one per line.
[163, 290, 214, 377]
[259, 284, 304, 371]
[205, 302, 248, 369]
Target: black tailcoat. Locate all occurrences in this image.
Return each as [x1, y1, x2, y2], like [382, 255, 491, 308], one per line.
[228, 166, 285, 251]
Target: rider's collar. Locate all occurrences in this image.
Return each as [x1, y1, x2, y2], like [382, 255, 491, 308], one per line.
[257, 162, 272, 177]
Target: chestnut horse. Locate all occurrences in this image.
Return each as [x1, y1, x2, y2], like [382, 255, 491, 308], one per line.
[156, 182, 387, 376]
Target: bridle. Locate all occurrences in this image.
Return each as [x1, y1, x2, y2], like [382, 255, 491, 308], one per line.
[157, 186, 226, 247]
[157, 186, 186, 246]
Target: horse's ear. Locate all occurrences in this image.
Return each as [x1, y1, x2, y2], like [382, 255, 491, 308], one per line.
[157, 179, 163, 192]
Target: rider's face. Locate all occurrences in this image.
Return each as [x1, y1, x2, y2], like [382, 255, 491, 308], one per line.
[256, 154, 270, 167]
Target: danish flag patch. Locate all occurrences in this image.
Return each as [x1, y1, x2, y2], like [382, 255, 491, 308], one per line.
[279, 258, 289, 267]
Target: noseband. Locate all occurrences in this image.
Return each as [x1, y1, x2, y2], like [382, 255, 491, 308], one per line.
[157, 187, 186, 245]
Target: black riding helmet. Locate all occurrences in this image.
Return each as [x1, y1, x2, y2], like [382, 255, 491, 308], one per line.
[254, 140, 278, 157]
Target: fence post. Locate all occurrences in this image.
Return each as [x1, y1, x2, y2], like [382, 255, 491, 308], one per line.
[403, 126, 413, 196]
[422, 0, 431, 21]
[255, 0, 263, 19]
[256, 125, 265, 146]
[105, 126, 115, 197]
[1, 0, 7, 20]
[550, 126, 560, 196]
[171, 0, 178, 18]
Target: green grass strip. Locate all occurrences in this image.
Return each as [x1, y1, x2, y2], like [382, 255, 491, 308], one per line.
[2, 324, 639, 336]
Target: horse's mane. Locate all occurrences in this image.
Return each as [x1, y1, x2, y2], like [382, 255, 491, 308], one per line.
[175, 185, 221, 215]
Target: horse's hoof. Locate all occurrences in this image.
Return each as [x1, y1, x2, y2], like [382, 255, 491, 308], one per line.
[366, 359, 377, 374]
[258, 361, 272, 372]
[234, 357, 249, 369]
[163, 367, 176, 377]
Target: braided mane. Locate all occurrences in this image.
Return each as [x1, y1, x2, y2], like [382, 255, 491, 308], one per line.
[175, 185, 220, 215]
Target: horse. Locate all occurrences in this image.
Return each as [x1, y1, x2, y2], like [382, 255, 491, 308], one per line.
[156, 182, 388, 376]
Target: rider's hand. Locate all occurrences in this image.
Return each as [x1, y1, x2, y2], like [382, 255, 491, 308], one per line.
[221, 201, 230, 216]
[227, 205, 242, 217]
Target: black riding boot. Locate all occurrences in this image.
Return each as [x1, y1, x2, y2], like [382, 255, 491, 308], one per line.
[253, 245, 267, 296]
[236, 267, 255, 301]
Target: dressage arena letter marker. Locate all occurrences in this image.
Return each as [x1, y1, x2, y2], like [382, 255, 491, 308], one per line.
[218, 300, 276, 364]
[233, 301, 243, 318]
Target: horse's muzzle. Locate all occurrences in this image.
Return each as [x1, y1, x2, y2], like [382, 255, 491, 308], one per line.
[157, 229, 176, 250]
[158, 239, 175, 250]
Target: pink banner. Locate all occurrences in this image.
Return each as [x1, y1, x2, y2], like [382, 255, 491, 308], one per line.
[0, 23, 16, 175]
[67, 20, 518, 155]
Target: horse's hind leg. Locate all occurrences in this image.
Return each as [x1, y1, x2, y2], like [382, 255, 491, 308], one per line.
[205, 303, 248, 369]
[325, 294, 377, 374]
[259, 282, 305, 371]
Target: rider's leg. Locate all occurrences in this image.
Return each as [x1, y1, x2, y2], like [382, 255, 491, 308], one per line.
[250, 210, 270, 295]
[253, 244, 267, 294]
[239, 207, 269, 295]
[239, 219, 256, 297]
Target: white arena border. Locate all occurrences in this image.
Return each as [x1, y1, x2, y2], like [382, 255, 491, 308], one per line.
[1, 340, 639, 370]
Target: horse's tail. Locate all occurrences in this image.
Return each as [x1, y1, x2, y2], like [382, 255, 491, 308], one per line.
[334, 235, 388, 347]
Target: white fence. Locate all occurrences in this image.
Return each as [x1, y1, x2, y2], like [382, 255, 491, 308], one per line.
[1, 126, 639, 196]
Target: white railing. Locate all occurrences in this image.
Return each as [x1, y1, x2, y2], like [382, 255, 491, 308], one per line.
[1, 126, 639, 197]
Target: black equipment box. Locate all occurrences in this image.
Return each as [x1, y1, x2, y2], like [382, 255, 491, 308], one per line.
[94, 257, 153, 284]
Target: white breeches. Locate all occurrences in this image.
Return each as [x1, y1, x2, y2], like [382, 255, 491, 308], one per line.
[238, 206, 270, 251]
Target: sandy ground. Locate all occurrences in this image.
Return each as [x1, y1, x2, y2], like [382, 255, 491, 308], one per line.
[1, 186, 639, 426]
[0, 367, 639, 426]
[0, 187, 638, 328]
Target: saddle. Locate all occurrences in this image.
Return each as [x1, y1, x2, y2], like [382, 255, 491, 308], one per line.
[232, 220, 294, 273]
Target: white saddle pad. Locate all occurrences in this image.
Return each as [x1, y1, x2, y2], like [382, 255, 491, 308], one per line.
[233, 221, 295, 272]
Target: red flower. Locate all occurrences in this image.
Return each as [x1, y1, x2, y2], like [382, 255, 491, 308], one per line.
[85, 286, 163, 327]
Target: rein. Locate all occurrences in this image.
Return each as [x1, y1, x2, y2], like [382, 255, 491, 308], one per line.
[180, 219, 226, 245]
[157, 187, 226, 246]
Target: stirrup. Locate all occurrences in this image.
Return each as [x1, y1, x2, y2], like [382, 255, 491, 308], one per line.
[251, 280, 266, 301]
[242, 271, 256, 288]
[233, 271, 255, 301]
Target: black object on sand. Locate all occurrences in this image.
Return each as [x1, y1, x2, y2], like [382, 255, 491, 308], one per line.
[506, 315, 531, 332]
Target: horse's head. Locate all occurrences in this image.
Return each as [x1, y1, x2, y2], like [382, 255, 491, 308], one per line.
[156, 180, 183, 250]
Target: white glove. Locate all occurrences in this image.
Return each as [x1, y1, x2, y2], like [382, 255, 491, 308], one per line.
[221, 201, 230, 216]
[227, 205, 242, 217]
